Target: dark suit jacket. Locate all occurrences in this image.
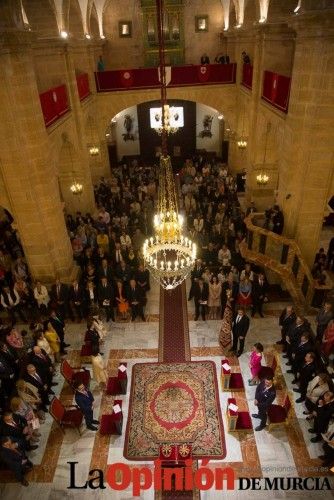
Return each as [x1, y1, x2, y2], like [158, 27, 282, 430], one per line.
[252, 278, 268, 302]
[28, 350, 52, 383]
[98, 265, 114, 283]
[49, 315, 65, 336]
[97, 283, 114, 307]
[292, 341, 314, 369]
[69, 285, 85, 304]
[299, 362, 317, 390]
[50, 283, 68, 303]
[314, 400, 334, 434]
[127, 286, 144, 305]
[24, 372, 48, 396]
[255, 381, 276, 410]
[232, 314, 250, 337]
[0, 446, 27, 480]
[0, 414, 27, 440]
[221, 281, 238, 309]
[279, 310, 297, 336]
[193, 282, 209, 303]
[287, 322, 310, 347]
[75, 389, 94, 416]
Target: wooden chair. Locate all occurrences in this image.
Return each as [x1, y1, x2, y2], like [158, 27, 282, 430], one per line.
[60, 359, 91, 390]
[226, 398, 252, 432]
[267, 394, 292, 430]
[221, 359, 244, 391]
[49, 396, 83, 435]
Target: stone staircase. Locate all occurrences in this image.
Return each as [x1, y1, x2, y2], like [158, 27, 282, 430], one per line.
[239, 213, 332, 313]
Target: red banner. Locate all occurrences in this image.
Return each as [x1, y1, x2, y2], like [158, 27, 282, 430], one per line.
[262, 70, 291, 113]
[120, 70, 133, 87]
[76, 73, 90, 101]
[197, 65, 210, 82]
[39, 84, 69, 127]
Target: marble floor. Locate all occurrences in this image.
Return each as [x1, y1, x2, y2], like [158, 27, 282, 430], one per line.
[0, 278, 334, 499]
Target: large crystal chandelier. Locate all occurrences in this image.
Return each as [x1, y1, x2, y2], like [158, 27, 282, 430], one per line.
[142, 0, 196, 290]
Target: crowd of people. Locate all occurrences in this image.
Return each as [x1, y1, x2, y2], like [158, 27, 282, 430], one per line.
[0, 153, 333, 482]
[179, 157, 269, 321]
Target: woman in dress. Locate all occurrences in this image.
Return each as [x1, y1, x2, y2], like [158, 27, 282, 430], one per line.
[43, 324, 61, 362]
[237, 277, 252, 309]
[248, 343, 263, 385]
[115, 280, 129, 320]
[91, 345, 108, 389]
[321, 320, 334, 358]
[208, 276, 222, 320]
[33, 280, 50, 314]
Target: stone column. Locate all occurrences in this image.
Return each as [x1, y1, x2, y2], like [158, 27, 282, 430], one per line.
[0, 31, 77, 282]
[277, 12, 334, 266]
[245, 25, 294, 208]
[61, 43, 96, 213]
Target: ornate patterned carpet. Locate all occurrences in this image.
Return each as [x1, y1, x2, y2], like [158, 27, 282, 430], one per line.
[124, 361, 226, 460]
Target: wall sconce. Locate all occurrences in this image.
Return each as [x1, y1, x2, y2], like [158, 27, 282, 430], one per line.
[119, 21, 132, 38]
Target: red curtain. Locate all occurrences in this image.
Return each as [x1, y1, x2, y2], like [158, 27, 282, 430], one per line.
[242, 64, 253, 89]
[262, 70, 291, 113]
[39, 84, 69, 127]
[76, 73, 90, 101]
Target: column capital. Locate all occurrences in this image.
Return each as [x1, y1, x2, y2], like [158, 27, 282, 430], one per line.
[0, 29, 34, 53]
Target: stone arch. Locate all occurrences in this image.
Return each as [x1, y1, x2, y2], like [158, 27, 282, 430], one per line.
[89, 2, 100, 37]
[22, 0, 59, 37]
[267, 0, 297, 22]
[229, 1, 237, 28]
[97, 86, 237, 134]
[67, 0, 85, 37]
[243, 0, 260, 27]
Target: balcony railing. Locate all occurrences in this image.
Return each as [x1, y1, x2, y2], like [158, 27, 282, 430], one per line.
[39, 84, 70, 127]
[76, 73, 90, 101]
[241, 63, 253, 90]
[262, 70, 291, 113]
[240, 213, 332, 312]
[95, 63, 237, 92]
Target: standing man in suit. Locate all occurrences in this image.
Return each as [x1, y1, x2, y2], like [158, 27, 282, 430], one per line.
[28, 346, 55, 391]
[277, 305, 296, 347]
[50, 279, 69, 319]
[97, 277, 115, 322]
[69, 279, 85, 322]
[230, 307, 250, 357]
[251, 273, 268, 318]
[292, 352, 317, 403]
[128, 278, 145, 321]
[188, 259, 204, 301]
[221, 275, 238, 318]
[252, 376, 276, 431]
[49, 310, 69, 354]
[0, 436, 33, 486]
[193, 277, 209, 321]
[74, 381, 99, 431]
[315, 302, 333, 342]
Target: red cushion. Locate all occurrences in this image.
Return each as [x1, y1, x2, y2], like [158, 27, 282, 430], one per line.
[62, 409, 83, 426]
[100, 414, 114, 435]
[236, 411, 252, 430]
[106, 377, 120, 395]
[267, 405, 287, 423]
[229, 373, 244, 389]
